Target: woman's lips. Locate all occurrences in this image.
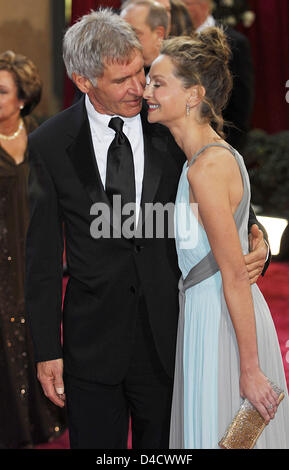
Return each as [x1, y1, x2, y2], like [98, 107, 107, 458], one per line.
[147, 103, 160, 112]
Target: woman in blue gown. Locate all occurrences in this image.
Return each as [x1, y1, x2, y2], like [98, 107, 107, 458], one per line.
[143, 27, 289, 449]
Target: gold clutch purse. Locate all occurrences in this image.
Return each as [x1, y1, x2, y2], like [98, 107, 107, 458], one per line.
[219, 381, 285, 449]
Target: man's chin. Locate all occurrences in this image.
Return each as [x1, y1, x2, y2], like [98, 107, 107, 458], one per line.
[121, 100, 143, 117]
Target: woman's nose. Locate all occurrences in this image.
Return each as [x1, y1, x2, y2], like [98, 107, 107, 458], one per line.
[143, 83, 152, 100]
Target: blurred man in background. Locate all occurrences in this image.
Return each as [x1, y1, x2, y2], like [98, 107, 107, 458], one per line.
[121, 0, 169, 74]
[154, 0, 172, 34]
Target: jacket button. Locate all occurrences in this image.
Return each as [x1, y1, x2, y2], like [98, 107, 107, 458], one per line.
[134, 245, 143, 253]
[130, 286, 136, 294]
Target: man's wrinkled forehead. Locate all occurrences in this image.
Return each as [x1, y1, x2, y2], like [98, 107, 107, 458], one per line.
[100, 50, 144, 80]
[103, 47, 143, 66]
[103, 55, 135, 69]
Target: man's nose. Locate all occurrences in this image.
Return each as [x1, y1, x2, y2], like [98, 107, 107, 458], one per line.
[130, 76, 146, 96]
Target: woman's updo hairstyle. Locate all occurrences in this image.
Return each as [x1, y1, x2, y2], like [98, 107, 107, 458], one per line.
[160, 27, 232, 136]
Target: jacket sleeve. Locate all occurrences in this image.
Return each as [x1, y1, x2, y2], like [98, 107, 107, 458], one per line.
[25, 142, 64, 362]
[224, 32, 254, 151]
[248, 204, 271, 277]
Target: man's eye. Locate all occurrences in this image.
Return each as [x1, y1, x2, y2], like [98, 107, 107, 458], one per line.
[153, 83, 161, 88]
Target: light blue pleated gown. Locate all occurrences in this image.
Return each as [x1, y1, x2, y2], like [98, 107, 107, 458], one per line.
[169, 144, 289, 449]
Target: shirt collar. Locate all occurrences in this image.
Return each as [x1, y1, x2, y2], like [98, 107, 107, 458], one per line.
[196, 15, 215, 33]
[85, 94, 140, 142]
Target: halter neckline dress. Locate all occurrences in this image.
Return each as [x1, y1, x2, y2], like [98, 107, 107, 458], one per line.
[170, 143, 289, 449]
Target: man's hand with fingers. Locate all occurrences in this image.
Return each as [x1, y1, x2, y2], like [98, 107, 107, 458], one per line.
[37, 359, 66, 408]
[244, 224, 269, 285]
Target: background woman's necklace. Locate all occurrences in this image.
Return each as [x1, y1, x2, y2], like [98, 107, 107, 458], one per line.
[0, 119, 24, 141]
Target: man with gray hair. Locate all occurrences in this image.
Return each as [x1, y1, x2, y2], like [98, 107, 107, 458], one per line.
[25, 7, 186, 449]
[120, 0, 169, 71]
[25, 7, 269, 450]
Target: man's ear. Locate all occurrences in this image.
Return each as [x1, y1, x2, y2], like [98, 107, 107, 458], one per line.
[154, 25, 166, 41]
[72, 73, 92, 94]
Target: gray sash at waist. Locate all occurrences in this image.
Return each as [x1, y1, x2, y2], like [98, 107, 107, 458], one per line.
[178, 250, 219, 294]
[178, 250, 220, 336]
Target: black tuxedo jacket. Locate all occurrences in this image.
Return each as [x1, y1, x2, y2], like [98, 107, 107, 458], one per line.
[222, 26, 255, 152]
[25, 97, 268, 385]
[26, 97, 185, 384]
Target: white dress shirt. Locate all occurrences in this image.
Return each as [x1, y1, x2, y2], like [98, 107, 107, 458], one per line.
[196, 14, 216, 33]
[85, 94, 144, 224]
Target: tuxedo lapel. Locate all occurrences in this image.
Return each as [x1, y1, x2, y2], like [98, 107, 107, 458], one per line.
[140, 110, 168, 207]
[66, 99, 110, 208]
[138, 108, 168, 229]
[67, 98, 128, 238]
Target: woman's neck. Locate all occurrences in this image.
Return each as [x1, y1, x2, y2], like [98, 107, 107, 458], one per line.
[0, 114, 22, 137]
[168, 118, 221, 162]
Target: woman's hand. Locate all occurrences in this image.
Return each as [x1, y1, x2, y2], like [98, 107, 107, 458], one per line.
[240, 368, 279, 424]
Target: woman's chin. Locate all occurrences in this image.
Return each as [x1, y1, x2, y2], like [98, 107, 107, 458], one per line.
[147, 112, 161, 124]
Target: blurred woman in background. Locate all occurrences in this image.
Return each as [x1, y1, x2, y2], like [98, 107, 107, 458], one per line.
[0, 50, 66, 448]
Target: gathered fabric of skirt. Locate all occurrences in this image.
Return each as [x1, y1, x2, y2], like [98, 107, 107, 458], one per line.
[170, 143, 289, 449]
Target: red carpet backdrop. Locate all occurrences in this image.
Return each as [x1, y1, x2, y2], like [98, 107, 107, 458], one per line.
[237, 0, 289, 134]
[257, 262, 289, 388]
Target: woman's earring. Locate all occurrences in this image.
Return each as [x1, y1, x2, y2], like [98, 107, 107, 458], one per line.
[186, 103, 190, 116]
[20, 105, 24, 110]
